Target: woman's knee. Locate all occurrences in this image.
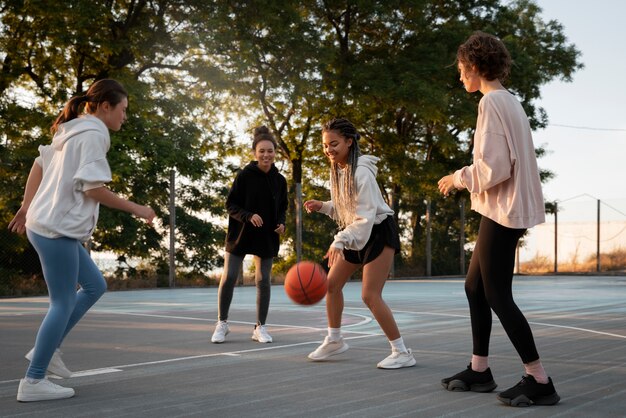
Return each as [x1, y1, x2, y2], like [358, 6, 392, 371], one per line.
[361, 290, 382, 309]
[326, 276, 345, 295]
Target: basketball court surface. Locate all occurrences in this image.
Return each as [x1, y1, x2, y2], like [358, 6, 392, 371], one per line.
[1, 275, 624, 417]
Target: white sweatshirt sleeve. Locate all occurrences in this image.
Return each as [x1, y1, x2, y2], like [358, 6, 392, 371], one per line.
[319, 200, 336, 219]
[73, 134, 112, 192]
[453, 98, 514, 193]
[330, 166, 378, 251]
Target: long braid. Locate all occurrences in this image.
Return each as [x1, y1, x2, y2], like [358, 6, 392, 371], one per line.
[323, 118, 361, 229]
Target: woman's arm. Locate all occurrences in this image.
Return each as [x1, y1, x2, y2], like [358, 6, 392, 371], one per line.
[84, 186, 156, 225]
[8, 162, 43, 234]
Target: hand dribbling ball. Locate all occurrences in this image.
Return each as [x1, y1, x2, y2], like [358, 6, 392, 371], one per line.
[284, 261, 328, 305]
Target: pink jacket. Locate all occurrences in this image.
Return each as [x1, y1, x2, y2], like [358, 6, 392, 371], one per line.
[453, 90, 545, 229]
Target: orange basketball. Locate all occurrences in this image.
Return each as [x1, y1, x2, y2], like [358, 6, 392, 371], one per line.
[284, 261, 328, 305]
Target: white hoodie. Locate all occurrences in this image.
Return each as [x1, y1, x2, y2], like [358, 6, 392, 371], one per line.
[319, 155, 394, 251]
[26, 114, 112, 242]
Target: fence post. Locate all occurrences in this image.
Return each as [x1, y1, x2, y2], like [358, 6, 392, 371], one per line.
[459, 198, 465, 275]
[169, 169, 176, 288]
[295, 183, 302, 263]
[554, 201, 558, 273]
[597, 199, 601, 272]
[426, 199, 431, 277]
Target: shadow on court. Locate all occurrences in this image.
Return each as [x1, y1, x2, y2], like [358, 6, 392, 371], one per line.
[1, 275, 625, 417]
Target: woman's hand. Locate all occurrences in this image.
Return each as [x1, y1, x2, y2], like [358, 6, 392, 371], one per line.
[303, 200, 322, 214]
[135, 205, 157, 226]
[437, 174, 457, 197]
[325, 245, 344, 269]
[8, 207, 28, 234]
[250, 214, 263, 227]
[274, 224, 285, 235]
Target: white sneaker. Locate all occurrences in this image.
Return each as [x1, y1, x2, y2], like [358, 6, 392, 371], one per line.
[17, 378, 75, 402]
[25, 348, 73, 378]
[211, 321, 230, 343]
[308, 336, 349, 361]
[377, 349, 417, 369]
[251, 324, 273, 343]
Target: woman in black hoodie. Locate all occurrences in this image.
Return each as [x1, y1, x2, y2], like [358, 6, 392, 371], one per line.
[211, 126, 287, 344]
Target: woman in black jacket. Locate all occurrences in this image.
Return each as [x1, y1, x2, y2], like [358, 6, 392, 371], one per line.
[211, 126, 288, 344]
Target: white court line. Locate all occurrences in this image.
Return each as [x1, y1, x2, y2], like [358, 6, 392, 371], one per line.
[95, 305, 626, 340]
[71, 368, 123, 377]
[91, 309, 375, 334]
[376, 307, 626, 340]
[0, 334, 378, 386]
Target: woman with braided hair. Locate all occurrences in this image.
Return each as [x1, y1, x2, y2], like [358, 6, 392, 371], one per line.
[304, 118, 415, 369]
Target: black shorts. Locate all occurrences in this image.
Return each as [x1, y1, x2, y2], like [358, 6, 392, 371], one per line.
[342, 216, 401, 265]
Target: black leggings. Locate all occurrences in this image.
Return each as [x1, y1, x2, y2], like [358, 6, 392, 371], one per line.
[217, 252, 273, 325]
[465, 216, 539, 364]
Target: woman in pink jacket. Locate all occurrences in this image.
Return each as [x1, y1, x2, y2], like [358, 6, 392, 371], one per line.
[437, 32, 559, 407]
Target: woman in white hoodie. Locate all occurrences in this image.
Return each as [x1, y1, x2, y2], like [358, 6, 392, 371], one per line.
[9, 79, 155, 402]
[304, 118, 415, 369]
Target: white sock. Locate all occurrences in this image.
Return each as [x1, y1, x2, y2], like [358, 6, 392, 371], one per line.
[26, 377, 42, 384]
[389, 337, 407, 353]
[328, 327, 341, 341]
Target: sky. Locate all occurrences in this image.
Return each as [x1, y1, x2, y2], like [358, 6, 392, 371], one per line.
[530, 0, 626, 221]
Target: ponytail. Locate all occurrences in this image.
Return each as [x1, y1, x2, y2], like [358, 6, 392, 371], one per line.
[51, 79, 128, 133]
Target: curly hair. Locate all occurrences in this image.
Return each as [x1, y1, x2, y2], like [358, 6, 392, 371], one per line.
[457, 31, 511, 81]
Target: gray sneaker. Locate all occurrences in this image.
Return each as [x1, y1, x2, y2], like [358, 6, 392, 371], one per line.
[211, 321, 230, 343]
[308, 336, 349, 361]
[17, 378, 75, 402]
[25, 348, 73, 379]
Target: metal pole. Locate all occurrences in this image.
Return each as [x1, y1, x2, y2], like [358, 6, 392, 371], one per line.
[597, 199, 601, 272]
[295, 183, 302, 263]
[459, 199, 465, 275]
[169, 169, 176, 288]
[554, 201, 558, 273]
[426, 199, 431, 277]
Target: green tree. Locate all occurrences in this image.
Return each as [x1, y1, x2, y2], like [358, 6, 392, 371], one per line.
[0, 0, 228, 287]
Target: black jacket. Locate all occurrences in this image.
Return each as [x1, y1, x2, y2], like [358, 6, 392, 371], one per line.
[225, 161, 288, 258]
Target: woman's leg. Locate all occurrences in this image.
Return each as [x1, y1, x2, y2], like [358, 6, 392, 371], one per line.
[308, 257, 359, 360]
[217, 252, 245, 322]
[477, 218, 539, 364]
[361, 246, 399, 340]
[254, 256, 273, 325]
[325, 257, 360, 328]
[464, 223, 493, 360]
[26, 231, 80, 379]
[59, 243, 107, 343]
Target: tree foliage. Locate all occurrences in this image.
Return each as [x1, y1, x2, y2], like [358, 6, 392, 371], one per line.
[1, 0, 582, 284]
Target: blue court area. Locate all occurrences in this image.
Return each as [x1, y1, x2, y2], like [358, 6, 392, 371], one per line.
[1, 275, 625, 417]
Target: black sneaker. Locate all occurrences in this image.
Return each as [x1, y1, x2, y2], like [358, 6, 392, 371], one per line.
[441, 364, 497, 392]
[497, 375, 560, 407]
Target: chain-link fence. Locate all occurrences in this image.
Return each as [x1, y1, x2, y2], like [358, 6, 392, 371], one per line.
[3, 194, 625, 296]
[517, 195, 626, 274]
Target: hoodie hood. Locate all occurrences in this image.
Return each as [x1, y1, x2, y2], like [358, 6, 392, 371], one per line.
[52, 114, 110, 151]
[357, 154, 380, 176]
[243, 160, 278, 176]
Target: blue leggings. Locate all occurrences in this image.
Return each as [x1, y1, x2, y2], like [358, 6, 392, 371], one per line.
[26, 230, 107, 379]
